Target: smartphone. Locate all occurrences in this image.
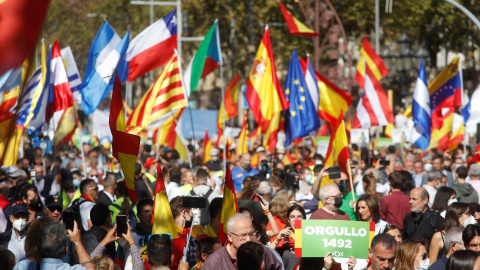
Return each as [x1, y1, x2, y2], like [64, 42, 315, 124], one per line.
[182, 196, 207, 209]
[328, 166, 341, 179]
[256, 194, 267, 206]
[63, 211, 75, 231]
[379, 159, 390, 166]
[116, 215, 128, 236]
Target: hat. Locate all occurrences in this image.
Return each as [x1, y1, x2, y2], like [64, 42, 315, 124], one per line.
[60, 169, 73, 183]
[90, 204, 113, 226]
[6, 166, 18, 175]
[11, 204, 29, 216]
[163, 147, 172, 153]
[9, 167, 27, 178]
[256, 146, 266, 153]
[145, 157, 157, 169]
[209, 148, 219, 156]
[45, 195, 63, 208]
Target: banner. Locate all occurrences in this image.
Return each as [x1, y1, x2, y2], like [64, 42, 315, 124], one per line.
[294, 220, 374, 259]
[376, 137, 393, 150]
[315, 136, 330, 157]
[350, 128, 369, 148]
[391, 128, 409, 144]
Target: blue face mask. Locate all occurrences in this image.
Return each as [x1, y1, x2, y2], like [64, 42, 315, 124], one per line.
[305, 174, 314, 184]
[73, 179, 81, 187]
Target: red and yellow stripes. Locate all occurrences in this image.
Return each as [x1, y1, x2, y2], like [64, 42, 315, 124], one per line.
[355, 38, 389, 88]
[127, 52, 187, 133]
[204, 130, 212, 162]
[236, 111, 249, 156]
[322, 112, 350, 187]
[152, 164, 184, 238]
[429, 108, 454, 151]
[261, 112, 282, 153]
[218, 73, 240, 128]
[246, 28, 289, 126]
[158, 109, 188, 160]
[219, 167, 239, 244]
[316, 70, 352, 125]
[110, 74, 140, 204]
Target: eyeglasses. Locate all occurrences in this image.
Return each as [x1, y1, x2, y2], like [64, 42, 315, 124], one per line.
[147, 233, 173, 253]
[327, 194, 342, 198]
[47, 206, 63, 213]
[229, 232, 256, 240]
[86, 186, 99, 192]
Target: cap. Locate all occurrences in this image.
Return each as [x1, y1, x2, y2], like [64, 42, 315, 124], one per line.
[11, 204, 29, 216]
[9, 168, 27, 178]
[256, 146, 266, 153]
[163, 147, 172, 153]
[6, 166, 18, 175]
[90, 204, 113, 226]
[45, 195, 63, 207]
[210, 148, 219, 156]
[60, 169, 73, 183]
[145, 157, 157, 169]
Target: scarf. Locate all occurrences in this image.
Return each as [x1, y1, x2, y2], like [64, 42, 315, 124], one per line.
[81, 193, 95, 202]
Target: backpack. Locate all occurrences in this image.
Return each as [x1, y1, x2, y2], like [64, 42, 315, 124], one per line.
[189, 187, 214, 227]
[64, 198, 89, 235]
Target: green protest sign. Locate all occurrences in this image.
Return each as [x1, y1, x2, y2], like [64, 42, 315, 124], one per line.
[294, 220, 374, 259]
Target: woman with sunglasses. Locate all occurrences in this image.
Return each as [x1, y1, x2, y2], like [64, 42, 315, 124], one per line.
[395, 239, 429, 270]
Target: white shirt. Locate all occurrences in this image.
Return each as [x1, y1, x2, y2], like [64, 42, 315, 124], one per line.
[166, 182, 185, 201]
[103, 190, 116, 203]
[78, 197, 96, 231]
[423, 184, 437, 208]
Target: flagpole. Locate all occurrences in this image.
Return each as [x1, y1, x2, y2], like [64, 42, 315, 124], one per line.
[73, 101, 87, 175]
[347, 158, 356, 203]
[220, 57, 226, 174]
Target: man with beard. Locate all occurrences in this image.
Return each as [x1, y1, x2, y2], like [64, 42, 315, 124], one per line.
[43, 195, 63, 222]
[19, 184, 45, 223]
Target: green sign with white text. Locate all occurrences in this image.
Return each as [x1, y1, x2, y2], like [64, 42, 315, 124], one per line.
[294, 220, 375, 259]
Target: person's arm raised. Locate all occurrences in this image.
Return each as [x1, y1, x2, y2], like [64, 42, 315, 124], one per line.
[68, 221, 94, 270]
[311, 167, 329, 200]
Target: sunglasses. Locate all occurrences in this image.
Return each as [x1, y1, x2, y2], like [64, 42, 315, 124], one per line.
[47, 206, 63, 213]
[86, 186, 99, 192]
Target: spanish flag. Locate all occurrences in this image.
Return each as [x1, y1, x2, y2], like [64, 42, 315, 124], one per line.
[246, 27, 289, 126]
[322, 112, 350, 187]
[218, 73, 240, 128]
[449, 113, 464, 151]
[127, 52, 187, 134]
[158, 109, 188, 160]
[262, 112, 282, 153]
[355, 38, 389, 88]
[277, 1, 320, 37]
[109, 73, 140, 204]
[204, 130, 212, 162]
[219, 167, 239, 244]
[236, 111, 249, 156]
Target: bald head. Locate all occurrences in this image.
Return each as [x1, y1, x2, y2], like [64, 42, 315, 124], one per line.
[240, 153, 252, 167]
[227, 213, 252, 233]
[319, 183, 341, 204]
[409, 187, 429, 213]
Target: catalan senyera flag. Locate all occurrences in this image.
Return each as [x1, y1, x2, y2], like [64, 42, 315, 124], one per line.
[219, 167, 239, 244]
[109, 73, 140, 204]
[217, 73, 240, 128]
[322, 112, 350, 187]
[355, 38, 389, 88]
[127, 52, 187, 134]
[236, 111, 249, 155]
[246, 28, 289, 125]
[158, 109, 188, 160]
[277, 1, 320, 37]
[204, 130, 212, 162]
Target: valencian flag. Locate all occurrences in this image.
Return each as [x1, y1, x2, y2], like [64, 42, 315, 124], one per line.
[355, 38, 389, 88]
[0, 0, 50, 76]
[184, 20, 222, 96]
[429, 56, 462, 150]
[204, 130, 212, 162]
[283, 49, 320, 147]
[217, 73, 240, 128]
[277, 1, 320, 37]
[219, 167, 239, 244]
[236, 111, 249, 156]
[127, 52, 187, 134]
[109, 73, 140, 204]
[322, 112, 350, 187]
[246, 27, 289, 126]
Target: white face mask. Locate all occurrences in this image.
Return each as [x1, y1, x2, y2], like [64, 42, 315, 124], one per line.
[448, 198, 457, 206]
[414, 258, 430, 270]
[463, 216, 476, 227]
[12, 219, 27, 232]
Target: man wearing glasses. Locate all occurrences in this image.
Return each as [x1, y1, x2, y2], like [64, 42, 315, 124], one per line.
[310, 183, 351, 220]
[201, 213, 282, 270]
[44, 195, 63, 222]
[74, 179, 98, 231]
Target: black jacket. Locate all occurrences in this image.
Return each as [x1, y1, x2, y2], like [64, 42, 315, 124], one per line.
[403, 208, 444, 250]
[95, 191, 114, 208]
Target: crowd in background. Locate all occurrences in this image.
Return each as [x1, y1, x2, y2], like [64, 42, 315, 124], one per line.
[2, 137, 480, 270]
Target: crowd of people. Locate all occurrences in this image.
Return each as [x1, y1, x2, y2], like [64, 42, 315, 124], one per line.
[2, 138, 480, 270]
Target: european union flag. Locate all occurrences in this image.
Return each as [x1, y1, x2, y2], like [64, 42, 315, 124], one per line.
[283, 49, 320, 147]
